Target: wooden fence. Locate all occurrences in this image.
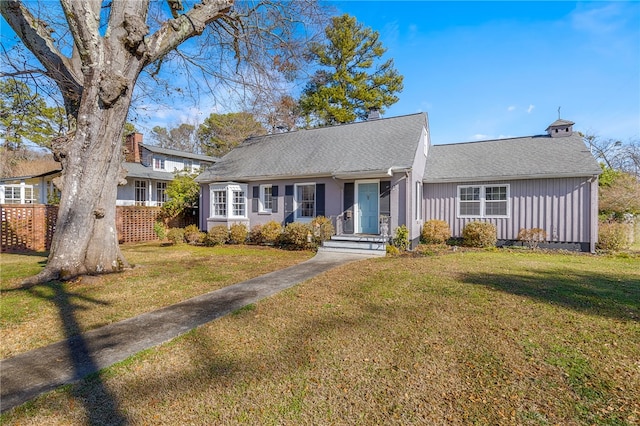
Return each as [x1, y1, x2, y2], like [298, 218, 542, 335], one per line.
[1, 204, 198, 253]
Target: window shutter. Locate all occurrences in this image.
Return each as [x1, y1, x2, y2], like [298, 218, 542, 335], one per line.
[380, 181, 391, 216]
[252, 186, 259, 213]
[272, 185, 278, 213]
[316, 184, 325, 217]
[284, 185, 294, 224]
[343, 183, 354, 234]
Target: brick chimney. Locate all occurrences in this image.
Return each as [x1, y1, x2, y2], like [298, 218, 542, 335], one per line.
[124, 133, 143, 163]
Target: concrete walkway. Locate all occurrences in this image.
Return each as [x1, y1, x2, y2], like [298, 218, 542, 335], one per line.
[0, 251, 375, 412]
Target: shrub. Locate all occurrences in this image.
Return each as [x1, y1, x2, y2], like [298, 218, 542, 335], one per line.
[153, 221, 167, 241]
[184, 224, 204, 245]
[228, 223, 248, 244]
[392, 225, 410, 251]
[597, 222, 631, 251]
[166, 227, 185, 245]
[311, 216, 335, 243]
[249, 221, 282, 245]
[517, 228, 547, 250]
[279, 222, 314, 250]
[386, 245, 400, 256]
[421, 220, 451, 244]
[462, 222, 497, 248]
[204, 225, 229, 246]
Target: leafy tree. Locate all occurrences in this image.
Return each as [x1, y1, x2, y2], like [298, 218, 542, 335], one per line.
[299, 14, 404, 126]
[0, 78, 67, 150]
[198, 112, 266, 157]
[161, 171, 200, 219]
[1, 0, 327, 284]
[151, 123, 200, 153]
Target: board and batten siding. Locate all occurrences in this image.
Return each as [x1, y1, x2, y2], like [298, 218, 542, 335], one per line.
[424, 177, 594, 244]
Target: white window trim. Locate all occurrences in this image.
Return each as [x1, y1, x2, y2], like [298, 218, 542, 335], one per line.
[415, 181, 423, 221]
[209, 183, 248, 219]
[259, 184, 273, 213]
[456, 184, 510, 219]
[153, 157, 166, 171]
[294, 183, 316, 222]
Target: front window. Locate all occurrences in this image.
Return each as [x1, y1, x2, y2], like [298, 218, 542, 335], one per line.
[154, 158, 165, 170]
[457, 185, 509, 218]
[135, 180, 147, 206]
[156, 182, 167, 206]
[232, 188, 245, 216]
[210, 183, 247, 219]
[260, 184, 273, 212]
[415, 181, 423, 221]
[212, 190, 227, 216]
[296, 184, 315, 219]
[184, 160, 193, 172]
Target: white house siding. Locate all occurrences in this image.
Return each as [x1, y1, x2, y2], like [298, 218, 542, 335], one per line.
[424, 177, 595, 248]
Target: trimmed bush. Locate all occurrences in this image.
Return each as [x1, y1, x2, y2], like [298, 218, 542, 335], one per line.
[421, 220, 451, 244]
[462, 222, 497, 248]
[279, 222, 314, 250]
[184, 224, 204, 245]
[166, 228, 185, 245]
[249, 221, 283, 245]
[597, 222, 631, 251]
[311, 216, 335, 243]
[517, 228, 547, 250]
[204, 225, 229, 246]
[392, 225, 410, 251]
[228, 223, 248, 244]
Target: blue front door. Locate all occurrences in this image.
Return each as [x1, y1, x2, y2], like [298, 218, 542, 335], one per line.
[357, 182, 379, 234]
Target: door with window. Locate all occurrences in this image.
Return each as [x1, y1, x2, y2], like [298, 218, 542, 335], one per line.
[357, 182, 379, 234]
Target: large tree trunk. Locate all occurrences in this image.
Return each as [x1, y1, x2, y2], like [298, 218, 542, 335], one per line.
[26, 71, 135, 284]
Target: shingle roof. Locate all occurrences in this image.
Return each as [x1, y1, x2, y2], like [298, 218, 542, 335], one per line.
[196, 113, 427, 183]
[122, 162, 175, 180]
[140, 144, 218, 163]
[424, 133, 601, 183]
[546, 119, 575, 129]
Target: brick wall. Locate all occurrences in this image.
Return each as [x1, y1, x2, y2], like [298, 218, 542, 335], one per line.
[1, 205, 198, 252]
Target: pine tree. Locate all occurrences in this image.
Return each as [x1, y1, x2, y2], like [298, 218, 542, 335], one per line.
[299, 14, 403, 126]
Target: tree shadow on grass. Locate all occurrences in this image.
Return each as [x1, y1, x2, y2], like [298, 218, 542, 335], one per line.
[2, 281, 129, 424]
[461, 269, 640, 322]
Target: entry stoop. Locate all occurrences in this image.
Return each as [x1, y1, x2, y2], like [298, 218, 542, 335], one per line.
[319, 235, 388, 256]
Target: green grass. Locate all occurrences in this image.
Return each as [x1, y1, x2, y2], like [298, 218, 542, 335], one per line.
[1, 247, 639, 425]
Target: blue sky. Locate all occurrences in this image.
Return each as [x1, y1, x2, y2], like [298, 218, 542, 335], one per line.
[329, 1, 640, 145]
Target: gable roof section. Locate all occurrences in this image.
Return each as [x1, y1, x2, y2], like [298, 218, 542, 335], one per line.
[196, 113, 427, 182]
[424, 133, 601, 183]
[140, 144, 218, 163]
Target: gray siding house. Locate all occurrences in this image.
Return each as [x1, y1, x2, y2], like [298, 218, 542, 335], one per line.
[424, 119, 602, 252]
[196, 113, 430, 247]
[196, 115, 601, 252]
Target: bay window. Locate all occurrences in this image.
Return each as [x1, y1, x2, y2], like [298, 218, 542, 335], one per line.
[210, 183, 248, 219]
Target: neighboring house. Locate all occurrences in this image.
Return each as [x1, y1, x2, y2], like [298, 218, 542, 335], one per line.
[424, 119, 602, 252]
[0, 168, 61, 204]
[0, 133, 217, 207]
[196, 114, 602, 252]
[119, 133, 217, 206]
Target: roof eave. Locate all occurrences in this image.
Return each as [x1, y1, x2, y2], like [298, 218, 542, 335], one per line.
[424, 171, 601, 184]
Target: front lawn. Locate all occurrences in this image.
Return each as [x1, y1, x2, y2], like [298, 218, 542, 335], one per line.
[1, 246, 639, 425]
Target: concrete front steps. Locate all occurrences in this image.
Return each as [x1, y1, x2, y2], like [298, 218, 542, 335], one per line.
[319, 235, 388, 256]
